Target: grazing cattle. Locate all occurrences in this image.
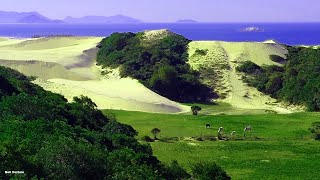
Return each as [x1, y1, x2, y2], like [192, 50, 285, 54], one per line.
[244, 126, 252, 132]
[205, 124, 211, 128]
[231, 131, 236, 136]
[218, 127, 224, 133]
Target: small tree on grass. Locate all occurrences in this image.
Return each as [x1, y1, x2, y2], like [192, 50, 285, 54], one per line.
[151, 128, 161, 140]
[191, 106, 202, 115]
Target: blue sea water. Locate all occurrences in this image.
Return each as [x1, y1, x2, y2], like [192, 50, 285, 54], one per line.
[0, 23, 319, 45]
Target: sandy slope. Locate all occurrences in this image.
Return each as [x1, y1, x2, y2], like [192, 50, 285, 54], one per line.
[0, 37, 189, 113]
[188, 40, 294, 113]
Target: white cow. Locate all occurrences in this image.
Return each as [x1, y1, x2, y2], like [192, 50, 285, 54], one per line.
[218, 127, 224, 133]
[244, 126, 252, 132]
[231, 131, 237, 136]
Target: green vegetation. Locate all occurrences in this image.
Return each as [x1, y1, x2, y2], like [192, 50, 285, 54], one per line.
[106, 109, 320, 179]
[191, 105, 202, 115]
[96, 32, 214, 102]
[309, 122, 320, 140]
[194, 49, 208, 56]
[0, 66, 228, 179]
[236, 61, 262, 74]
[237, 47, 320, 111]
[269, 55, 286, 63]
[191, 162, 230, 180]
[151, 128, 161, 140]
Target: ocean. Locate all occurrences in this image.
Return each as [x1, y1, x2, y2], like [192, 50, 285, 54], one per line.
[0, 23, 319, 45]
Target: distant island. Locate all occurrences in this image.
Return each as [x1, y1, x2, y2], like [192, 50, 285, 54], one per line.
[64, 15, 142, 24]
[176, 19, 198, 23]
[0, 11, 142, 24]
[240, 26, 265, 32]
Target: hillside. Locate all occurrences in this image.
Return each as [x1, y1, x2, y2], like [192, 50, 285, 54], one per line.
[1, 66, 222, 179]
[0, 36, 188, 113]
[0, 30, 315, 114]
[188, 40, 296, 113]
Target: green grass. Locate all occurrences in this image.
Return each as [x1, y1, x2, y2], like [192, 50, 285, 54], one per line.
[103, 109, 320, 179]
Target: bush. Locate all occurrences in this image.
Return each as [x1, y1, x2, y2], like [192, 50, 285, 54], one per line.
[191, 161, 231, 180]
[236, 61, 261, 74]
[142, 135, 154, 142]
[194, 49, 208, 56]
[163, 160, 191, 180]
[309, 122, 320, 140]
[270, 55, 286, 63]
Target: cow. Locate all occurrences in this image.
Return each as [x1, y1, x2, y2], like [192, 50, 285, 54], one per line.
[231, 131, 236, 136]
[218, 127, 224, 133]
[244, 126, 252, 132]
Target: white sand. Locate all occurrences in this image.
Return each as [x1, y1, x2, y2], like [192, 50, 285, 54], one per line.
[0, 34, 308, 114]
[188, 41, 297, 113]
[0, 37, 189, 113]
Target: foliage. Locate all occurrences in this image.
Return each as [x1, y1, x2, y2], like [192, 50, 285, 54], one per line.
[194, 49, 208, 56]
[142, 135, 155, 142]
[163, 160, 191, 180]
[151, 128, 161, 139]
[237, 46, 320, 111]
[269, 55, 286, 63]
[236, 61, 262, 74]
[97, 32, 214, 102]
[1, 66, 224, 179]
[309, 122, 320, 140]
[191, 161, 231, 180]
[191, 105, 202, 115]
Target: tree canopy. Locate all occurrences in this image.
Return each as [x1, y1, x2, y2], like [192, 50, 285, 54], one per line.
[96, 32, 215, 102]
[0, 66, 229, 179]
[237, 46, 320, 111]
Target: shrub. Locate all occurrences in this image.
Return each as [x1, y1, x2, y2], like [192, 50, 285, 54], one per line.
[270, 55, 286, 63]
[194, 49, 208, 56]
[191, 161, 231, 180]
[309, 122, 320, 140]
[191, 105, 202, 115]
[163, 160, 191, 180]
[236, 61, 262, 74]
[142, 135, 154, 142]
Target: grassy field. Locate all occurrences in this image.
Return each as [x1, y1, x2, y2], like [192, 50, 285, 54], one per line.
[103, 108, 320, 180]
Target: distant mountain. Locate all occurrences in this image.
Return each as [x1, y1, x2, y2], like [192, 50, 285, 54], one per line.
[64, 15, 142, 24]
[18, 15, 64, 24]
[0, 11, 63, 24]
[176, 19, 198, 23]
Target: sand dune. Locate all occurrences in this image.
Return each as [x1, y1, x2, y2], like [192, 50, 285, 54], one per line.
[188, 41, 293, 113]
[0, 37, 189, 113]
[0, 37, 103, 66]
[0, 35, 305, 114]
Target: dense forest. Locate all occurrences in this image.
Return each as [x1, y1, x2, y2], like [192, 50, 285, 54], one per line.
[236, 46, 320, 111]
[0, 66, 230, 179]
[96, 32, 215, 102]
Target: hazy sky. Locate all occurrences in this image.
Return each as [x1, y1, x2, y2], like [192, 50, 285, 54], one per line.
[1, 0, 320, 22]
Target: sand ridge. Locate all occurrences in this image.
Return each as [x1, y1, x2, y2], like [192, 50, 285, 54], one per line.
[188, 40, 296, 113]
[0, 36, 190, 113]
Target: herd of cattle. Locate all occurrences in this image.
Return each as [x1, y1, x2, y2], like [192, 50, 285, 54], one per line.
[205, 124, 252, 136]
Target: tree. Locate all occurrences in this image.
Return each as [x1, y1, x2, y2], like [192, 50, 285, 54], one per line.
[191, 106, 202, 115]
[151, 128, 161, 140]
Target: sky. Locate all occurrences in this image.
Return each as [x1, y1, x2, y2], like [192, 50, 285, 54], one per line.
[1, 0, 320, 22]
